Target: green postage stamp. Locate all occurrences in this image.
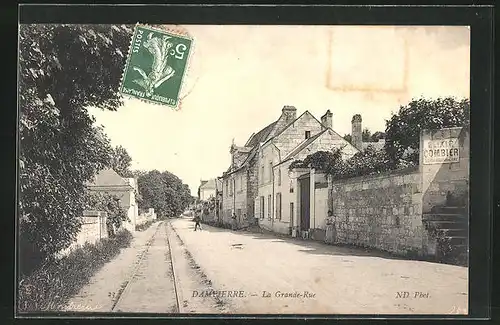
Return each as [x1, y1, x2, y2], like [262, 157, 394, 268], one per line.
[120, 24, 193, 108]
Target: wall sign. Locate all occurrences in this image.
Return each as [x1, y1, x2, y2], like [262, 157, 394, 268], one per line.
[422, 138, 460, 165]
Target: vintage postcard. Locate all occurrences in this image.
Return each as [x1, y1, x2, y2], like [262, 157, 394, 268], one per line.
[18, 24, 471, 316]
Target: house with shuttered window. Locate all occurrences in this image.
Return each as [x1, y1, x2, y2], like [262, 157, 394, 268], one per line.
[221, 104, 361, 235]
[254, 106, 359, 235]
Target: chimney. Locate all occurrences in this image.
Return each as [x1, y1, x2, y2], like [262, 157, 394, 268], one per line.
[351, 114, 362, 150]
[282, 105, 297, 124]
[321, 110, 333, 129]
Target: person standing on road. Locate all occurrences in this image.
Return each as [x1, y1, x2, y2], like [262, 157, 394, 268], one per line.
[194, 213, 202, 231]
[231, 212, 238, 231]
[325, 210, 335, 244]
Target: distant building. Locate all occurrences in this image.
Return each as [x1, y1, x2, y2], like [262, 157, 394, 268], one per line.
[221, 119, 277, 227]
[86, 168, 139, 227]
[198, 179, 219, 201]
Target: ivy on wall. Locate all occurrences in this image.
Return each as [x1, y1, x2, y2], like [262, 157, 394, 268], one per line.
[289, 97, 469, 181]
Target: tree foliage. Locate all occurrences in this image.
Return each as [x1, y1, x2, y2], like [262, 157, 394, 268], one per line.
[384, 97, 470, 166]
[137, 170, 192, 219]
[19, 24, 133, 272]
[291, 147, 394, 181]
[343, 130, 385, 144]
[342, 134, 352, 143]
[362, 128, 371, 142]
[110, 145, 134, 177]
[288, 150, 343, 175]
[83, 192, 128, 233]
[370, 131, 386, 142]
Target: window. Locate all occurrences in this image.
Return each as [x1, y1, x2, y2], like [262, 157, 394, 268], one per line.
[229, 180, 233, 196]
[276, 193, 282, 220]
[305, 131, 311, 139]
[278, 168, 281, 186]
[225, 180, 228, 197]
[269, 162, 273, 182]
[290, 202, 294, 223]
[268, 195, 272, 219]
[240, 174, 243, 191]
[261, 165, 264, 184]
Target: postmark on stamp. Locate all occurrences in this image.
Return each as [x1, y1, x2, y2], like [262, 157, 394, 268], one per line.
[120, 24, 193, 108]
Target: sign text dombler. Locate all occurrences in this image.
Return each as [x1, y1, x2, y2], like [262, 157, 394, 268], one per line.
[422, 138, 460, 165]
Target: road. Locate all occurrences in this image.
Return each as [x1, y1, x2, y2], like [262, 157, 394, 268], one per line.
[64, 218, 468, 315]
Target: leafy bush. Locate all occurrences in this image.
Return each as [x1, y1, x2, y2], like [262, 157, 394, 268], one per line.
[18, 229, 133, 312]
[333, 146, 396, 180]
[84, 191, 127, 234]
[288, 159, 307, 170]
[290, 147, 404, 182]
[135, 220, 154, 232]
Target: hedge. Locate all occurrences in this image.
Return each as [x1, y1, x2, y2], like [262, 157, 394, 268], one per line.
[135, 220, 154, 232]
[17, 228, 133, 312]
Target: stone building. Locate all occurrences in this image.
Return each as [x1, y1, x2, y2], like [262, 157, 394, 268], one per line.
[198, 179, 218, 201]
[221, 108, 390, 235]
[86, 168, 139, 229]
[221, 122, 276, 227]
[255, 106, 359, 234]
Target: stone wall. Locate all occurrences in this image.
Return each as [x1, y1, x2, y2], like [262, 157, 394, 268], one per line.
[420, 127, 469, 213]
[246, 159, 259, 221]
[221, 169, 247, 225]
[329, 167, 436, 256]
[59, 211, 108, 257]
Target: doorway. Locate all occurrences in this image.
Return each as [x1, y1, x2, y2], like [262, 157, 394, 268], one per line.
[299, 175, 310, 231]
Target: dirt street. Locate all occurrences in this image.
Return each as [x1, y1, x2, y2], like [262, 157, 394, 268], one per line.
[171, 218, 468, 315]
[64, 218, 468, 315]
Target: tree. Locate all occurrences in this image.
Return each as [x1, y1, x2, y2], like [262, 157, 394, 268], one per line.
[384, 97, 470, 167]
[345, 130, 385, 144]
[19, 24, 133, 274]
[84, 192, 127, 235]
[370, 131, 386, 142]
[110, 145, 133, 177]
[137, 170, 192, 219]
[361, 128, 372, 142]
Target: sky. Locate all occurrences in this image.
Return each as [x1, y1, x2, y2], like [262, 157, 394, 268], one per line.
[88, 25, 470, 196]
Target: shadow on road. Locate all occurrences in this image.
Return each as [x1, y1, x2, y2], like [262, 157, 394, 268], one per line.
[171, 219, 437, 263]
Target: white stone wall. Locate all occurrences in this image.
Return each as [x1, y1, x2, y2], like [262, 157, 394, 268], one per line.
[200, 188, 216, 201]
[269, 160, 295, 234]
[257, 144, 280, 230]
[221, 170, 247, 225]
[58, 211, 108, 257]
[312, 173, 329, 230]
